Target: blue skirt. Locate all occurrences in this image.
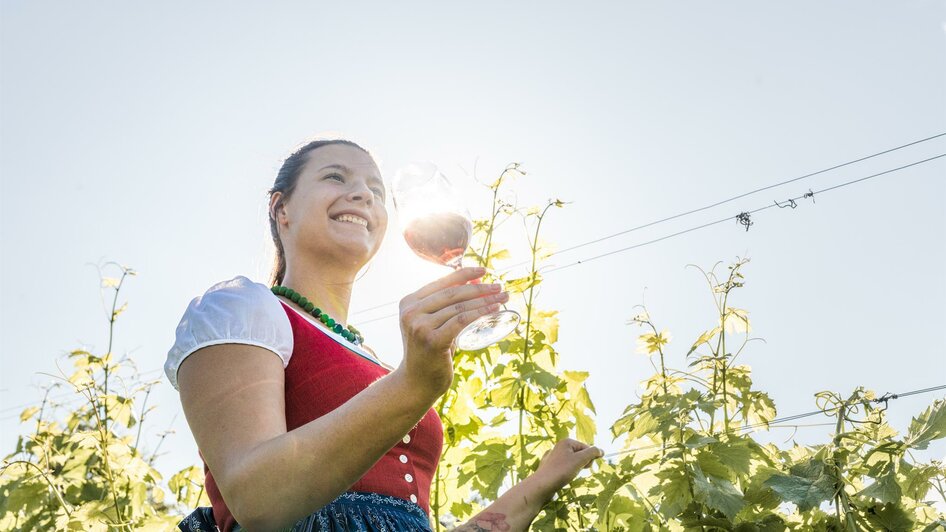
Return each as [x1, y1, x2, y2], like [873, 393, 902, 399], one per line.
[177, 491, 433, 531]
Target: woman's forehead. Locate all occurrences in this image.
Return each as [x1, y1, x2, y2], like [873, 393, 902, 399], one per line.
[305, 143, 378, 171]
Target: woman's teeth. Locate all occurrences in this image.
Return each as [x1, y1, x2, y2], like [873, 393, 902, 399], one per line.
[334, 214, 369, 228]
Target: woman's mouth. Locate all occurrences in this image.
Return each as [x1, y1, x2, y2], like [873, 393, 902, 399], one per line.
[332, 213, 369, 229]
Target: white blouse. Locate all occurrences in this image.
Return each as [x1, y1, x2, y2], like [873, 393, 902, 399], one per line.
[165, 275, 381, 392]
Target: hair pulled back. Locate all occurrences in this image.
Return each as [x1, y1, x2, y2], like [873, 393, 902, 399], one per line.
[267, 138, 371, 287]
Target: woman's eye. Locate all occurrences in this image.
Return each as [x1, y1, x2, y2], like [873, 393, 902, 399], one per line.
[371, 188, 384, 198]
[326, 173, 344, 181]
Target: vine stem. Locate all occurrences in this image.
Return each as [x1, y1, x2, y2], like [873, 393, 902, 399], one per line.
[518, 202, 554, 480]
[648, 323, 669, 396]
[96, 266, 132, 529]
[676, 425, 706, 532]
[831, 394, 854, 529]
[718, 267, 736, 435]
[433, 391, 451, 532]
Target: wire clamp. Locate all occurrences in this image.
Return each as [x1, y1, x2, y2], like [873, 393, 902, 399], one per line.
[775, 198, 798, 209]
[736, 212, 753, 231]
[872, 392, 899, 413]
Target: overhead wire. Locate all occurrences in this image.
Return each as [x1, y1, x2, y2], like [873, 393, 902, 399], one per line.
[544, 152, 945, 275]
[602, 383, 946, 459]
[355, 152, 946, 325]
[434, 383, 946, 482]
[348, 132, 946, 318]
[0, 367, 165, 419]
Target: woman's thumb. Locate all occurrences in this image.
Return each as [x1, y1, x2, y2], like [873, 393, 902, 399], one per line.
[577, 445, 604, 462]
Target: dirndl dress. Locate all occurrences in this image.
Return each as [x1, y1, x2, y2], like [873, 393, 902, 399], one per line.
[166, 277, 444, 532]
[177, 491, 433, 531]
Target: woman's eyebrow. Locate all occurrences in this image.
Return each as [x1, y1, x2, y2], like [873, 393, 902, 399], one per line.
[318, 163, 352, 173]
[318, 163, 383, 188]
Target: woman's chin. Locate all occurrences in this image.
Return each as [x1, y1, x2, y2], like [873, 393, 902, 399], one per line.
[327, 240, 377, 268]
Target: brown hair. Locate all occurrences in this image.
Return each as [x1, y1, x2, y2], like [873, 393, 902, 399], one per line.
[267, 139, 372, 287]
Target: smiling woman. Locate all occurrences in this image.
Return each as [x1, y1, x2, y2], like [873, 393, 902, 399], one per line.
[165, 138, 602, 531]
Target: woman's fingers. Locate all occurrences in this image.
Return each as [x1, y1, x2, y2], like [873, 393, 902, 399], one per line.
[426, 289, 509, 329]
[577, 445, 604, 467]
[410, 266, 486, 301]
[401, 266, 510, 339]
[434, 301, 504, 343]
[415, 281, 503, 317]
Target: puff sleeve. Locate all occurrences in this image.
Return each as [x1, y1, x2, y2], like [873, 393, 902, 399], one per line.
[164, 275, 293, 391]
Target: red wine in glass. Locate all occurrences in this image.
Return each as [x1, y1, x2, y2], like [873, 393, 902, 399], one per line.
[403, 212, 472, 269]
[393, 162, 520, 350]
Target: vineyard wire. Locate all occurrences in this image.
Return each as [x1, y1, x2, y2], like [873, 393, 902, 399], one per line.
[349, 132, 946, 318]
[543, 152, 945, 274]
[431, 383, 946, 481]
[0, 367, 165, 419]
[355, 152, 946, 325]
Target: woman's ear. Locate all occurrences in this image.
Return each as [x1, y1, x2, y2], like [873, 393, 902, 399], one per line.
[270, 193, 287, 226]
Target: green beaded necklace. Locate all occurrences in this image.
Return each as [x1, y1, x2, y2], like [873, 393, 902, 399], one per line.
[271, 285, 365, 345]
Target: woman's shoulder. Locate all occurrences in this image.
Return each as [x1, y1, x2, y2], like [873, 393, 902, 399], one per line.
[203, 274, 273, 298]
[165, 274, 293, 391]
[187, 274, 290, 330]
[193, 275, 291, 312]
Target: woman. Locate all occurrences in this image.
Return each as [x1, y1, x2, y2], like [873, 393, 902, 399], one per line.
[165, 138, 602, 531]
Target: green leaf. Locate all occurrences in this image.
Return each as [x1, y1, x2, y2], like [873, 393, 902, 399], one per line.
[488, 248, 511, 263]
[505, 272, 542, 294]
[593, 467, 626, 526]
[897, 460, 940, 500]
[864, 503, 915, 532]
[1, 478, 48, 516]
[490, 377, 521, 408]
[858, 470, 901, 504]
[742, 465, 783, 510]
[562, 370, 588, 396]
[687, 326, 721, 356]
[905, 399, 946, 450]
[763, 458, 836, 512]
[461, 440, 514, 500]
[450, 500, 473, 519]
[650, 461, 693, 519]
[691, 464, 746, 520]
[521, 362, 561, 389]
[601, 495, 648, 532]
[574, 408, 596, 443]
[19, 406, 41, 423]
[698, 440, 753, 479]
[532, 310, 560, 344]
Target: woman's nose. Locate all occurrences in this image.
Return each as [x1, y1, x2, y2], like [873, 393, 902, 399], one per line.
[347, 181, 374, 204]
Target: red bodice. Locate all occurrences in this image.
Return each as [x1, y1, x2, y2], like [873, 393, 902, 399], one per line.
[199, 301, 443, 532]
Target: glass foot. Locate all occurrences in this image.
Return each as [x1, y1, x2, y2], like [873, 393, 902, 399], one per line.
[455, 310, 521, 351]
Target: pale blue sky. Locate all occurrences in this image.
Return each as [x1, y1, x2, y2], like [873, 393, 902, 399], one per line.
[2, 1, 945, 485]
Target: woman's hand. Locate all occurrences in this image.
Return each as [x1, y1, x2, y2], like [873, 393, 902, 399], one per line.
[453, 438, 604, 532]
[530, 438, 604, 499]
[397, 266, 509, 398]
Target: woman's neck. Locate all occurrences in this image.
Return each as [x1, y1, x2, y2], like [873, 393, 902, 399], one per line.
[280, 263, 355, 328]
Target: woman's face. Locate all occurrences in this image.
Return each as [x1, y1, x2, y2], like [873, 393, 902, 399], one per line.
[275, 143, 388, 270]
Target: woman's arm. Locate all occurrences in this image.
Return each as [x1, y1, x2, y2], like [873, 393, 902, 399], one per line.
[178, 267, 507, 531]
[181, 352, 436, 530]
[454, 439, 603, 532]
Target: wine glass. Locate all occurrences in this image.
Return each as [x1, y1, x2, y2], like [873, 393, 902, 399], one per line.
[392, 161, 520, 351]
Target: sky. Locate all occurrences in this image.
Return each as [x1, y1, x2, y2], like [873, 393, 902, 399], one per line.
[2, 0, 945, 500]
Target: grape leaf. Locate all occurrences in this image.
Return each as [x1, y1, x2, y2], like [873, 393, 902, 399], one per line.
[864, 503, 915, 532]
[692, 464, 746, 520]
[905, 399, 946, 450]
[763, 458, 835, 512]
